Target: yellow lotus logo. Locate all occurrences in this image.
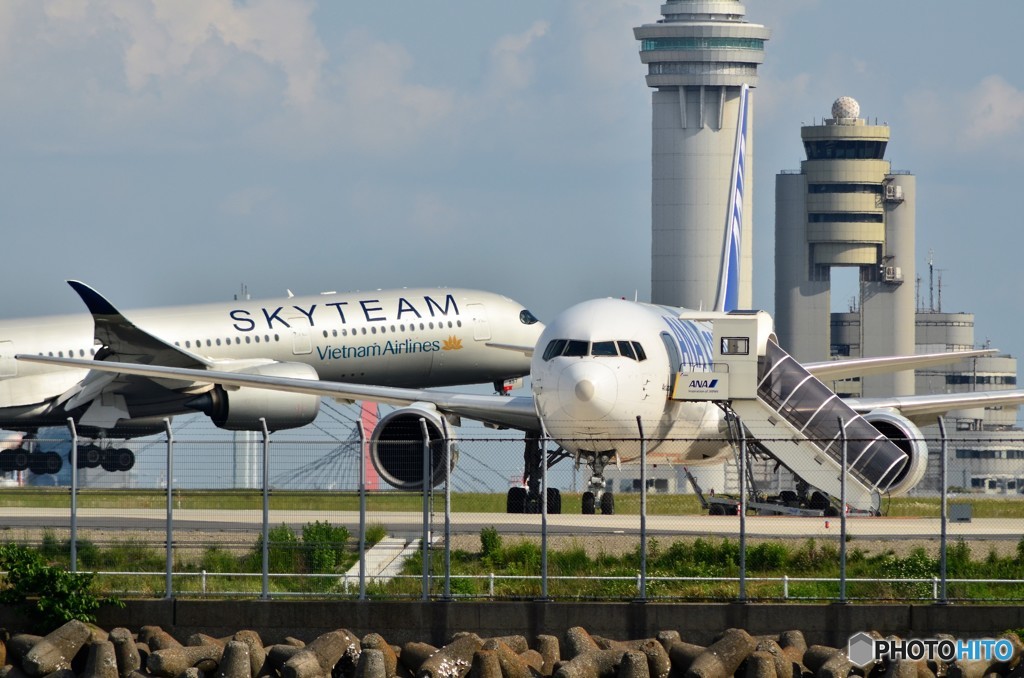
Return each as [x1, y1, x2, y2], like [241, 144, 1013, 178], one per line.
[442, 336, 464, 351]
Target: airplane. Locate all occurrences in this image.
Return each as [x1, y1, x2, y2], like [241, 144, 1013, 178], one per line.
[0, 281, 543, 475]
[19, 297, 1023, 515]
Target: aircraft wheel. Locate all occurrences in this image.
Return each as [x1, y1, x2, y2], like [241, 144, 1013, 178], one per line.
[11, 448, 29, 472]
[0, 451, 14, 473]
[546, 488, 562, 515]
[80, 444, 102, 469]
[779, 490, 798, 506]
[600, 492, 615, 515]
[582, 491, 596, 515]
[28, 453, 49, 475]
[708, 503, 726, 516]
[43, 452, 62, 475]
[506, 487, 527, 514]
[115, 448, 135, 472]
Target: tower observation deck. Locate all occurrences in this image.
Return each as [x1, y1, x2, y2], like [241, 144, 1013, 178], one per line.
[635, 1, 770, 311]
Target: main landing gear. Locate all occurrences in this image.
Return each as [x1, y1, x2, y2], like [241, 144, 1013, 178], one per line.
[505, 434, 564, 514]
[0, 442, 135, 476]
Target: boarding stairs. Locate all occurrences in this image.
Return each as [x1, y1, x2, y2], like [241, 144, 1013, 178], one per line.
[671, 312, 910, 514]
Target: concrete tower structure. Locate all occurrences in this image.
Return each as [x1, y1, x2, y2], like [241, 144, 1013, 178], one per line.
[635, 1, 769, 310]
[775, 97, 916, 397]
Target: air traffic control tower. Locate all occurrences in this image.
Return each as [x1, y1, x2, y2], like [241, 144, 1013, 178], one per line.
[775, 97, 916, 397]
[635, 1, 769, 310]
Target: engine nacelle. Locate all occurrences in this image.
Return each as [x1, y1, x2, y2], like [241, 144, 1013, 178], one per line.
[369, 403, 458, 491]
[862, 409, 929, 495]
[189, 362, 321, 432]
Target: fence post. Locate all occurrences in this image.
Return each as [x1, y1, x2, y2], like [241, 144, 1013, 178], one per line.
[839, 417, 848, 604]
[783, 575, 789, 600]
[540, 428, 549, 601]
[938, 416, 949, 604]
[67, 418, 78, 573]
[637, 416, 647, 602]
[163, 418, 174, 600]
[260, 418, 270, 600]
[420, 418, 430, 601]
[442, 419, 452, 601]
[737, 414, 747, 603]
[358, 418, 367, 601]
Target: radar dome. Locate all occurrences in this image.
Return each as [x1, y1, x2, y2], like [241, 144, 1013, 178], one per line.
[832, 96, 860, 120]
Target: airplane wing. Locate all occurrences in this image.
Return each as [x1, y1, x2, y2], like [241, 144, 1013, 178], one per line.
[17, 355, 543, 432]
[803, 349, 996, 381]
[844, 390, 1024, 426]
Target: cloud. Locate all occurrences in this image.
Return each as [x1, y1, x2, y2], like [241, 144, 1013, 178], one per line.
[961, 75, 1024, 144]
[327, 29, 456, 153]
[110, 0, 326, 108]
[570, 0, 648, 87]
[905, 75, 1024, 154]
[484, 20, 550, 95]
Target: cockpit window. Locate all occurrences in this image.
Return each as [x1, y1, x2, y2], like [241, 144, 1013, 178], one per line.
[520, 310, 540, 325]
[542, 339, 567, 361]
[542, 338, 649, 361]
[564, 340, 589, 357]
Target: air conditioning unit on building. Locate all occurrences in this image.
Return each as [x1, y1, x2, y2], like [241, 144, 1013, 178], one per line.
[882, 266, 903, 283]
[884, 185, 904, 201]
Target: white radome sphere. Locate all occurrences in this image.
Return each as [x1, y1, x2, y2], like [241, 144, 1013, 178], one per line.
[832, 96, 860, 119]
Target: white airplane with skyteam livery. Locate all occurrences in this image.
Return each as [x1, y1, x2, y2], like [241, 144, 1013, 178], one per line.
[0, 281, 543, 475]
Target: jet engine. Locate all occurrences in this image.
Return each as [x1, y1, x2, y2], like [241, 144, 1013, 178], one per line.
[862, 409, 929, 496]
[188, 362, 321, 432]
[368, 403, 458, 491]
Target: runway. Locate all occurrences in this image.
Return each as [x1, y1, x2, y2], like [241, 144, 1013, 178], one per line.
[1, 508, 1017, 541]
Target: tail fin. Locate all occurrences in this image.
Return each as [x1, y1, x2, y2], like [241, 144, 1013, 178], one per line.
[714, 83, 749, 313]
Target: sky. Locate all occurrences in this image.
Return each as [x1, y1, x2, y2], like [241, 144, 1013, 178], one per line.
[2, 0, 1023, 367]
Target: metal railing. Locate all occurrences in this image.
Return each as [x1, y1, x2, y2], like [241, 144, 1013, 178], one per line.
[1, 414, 1023, 602]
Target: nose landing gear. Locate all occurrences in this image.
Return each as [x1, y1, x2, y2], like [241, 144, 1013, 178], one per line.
[580, 451, 616, 515]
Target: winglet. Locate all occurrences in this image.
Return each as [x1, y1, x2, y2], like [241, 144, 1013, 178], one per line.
[68, 280, 121, 317]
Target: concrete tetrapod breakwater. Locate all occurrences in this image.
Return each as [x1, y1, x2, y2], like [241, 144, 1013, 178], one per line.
[1, 618, 1023, 678]
[5, 602, 1024, 649]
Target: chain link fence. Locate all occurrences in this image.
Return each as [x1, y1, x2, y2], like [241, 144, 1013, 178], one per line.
[0, 413, 1022, 602]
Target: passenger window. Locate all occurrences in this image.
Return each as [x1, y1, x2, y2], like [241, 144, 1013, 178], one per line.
[591, 341, 617, 357]
[543, 339, 567, 361]
[617, 341, 636, 360]
[564, 340, 589, 357]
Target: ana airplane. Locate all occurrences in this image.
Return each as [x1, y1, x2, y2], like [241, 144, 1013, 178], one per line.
[20, 297, 1023, 515]
[0, 281, 542, 475]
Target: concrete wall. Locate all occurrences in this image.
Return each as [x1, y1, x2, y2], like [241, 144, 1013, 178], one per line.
[5, 601, 1021, 649]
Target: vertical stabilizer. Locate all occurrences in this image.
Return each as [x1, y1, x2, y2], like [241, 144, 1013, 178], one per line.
[715, 84, 749, 313]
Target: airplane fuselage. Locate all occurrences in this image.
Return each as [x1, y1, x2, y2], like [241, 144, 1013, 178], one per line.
[0, 287, 542, 432]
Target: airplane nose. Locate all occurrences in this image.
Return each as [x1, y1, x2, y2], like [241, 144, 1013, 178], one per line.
[557, 361, 617, 420]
